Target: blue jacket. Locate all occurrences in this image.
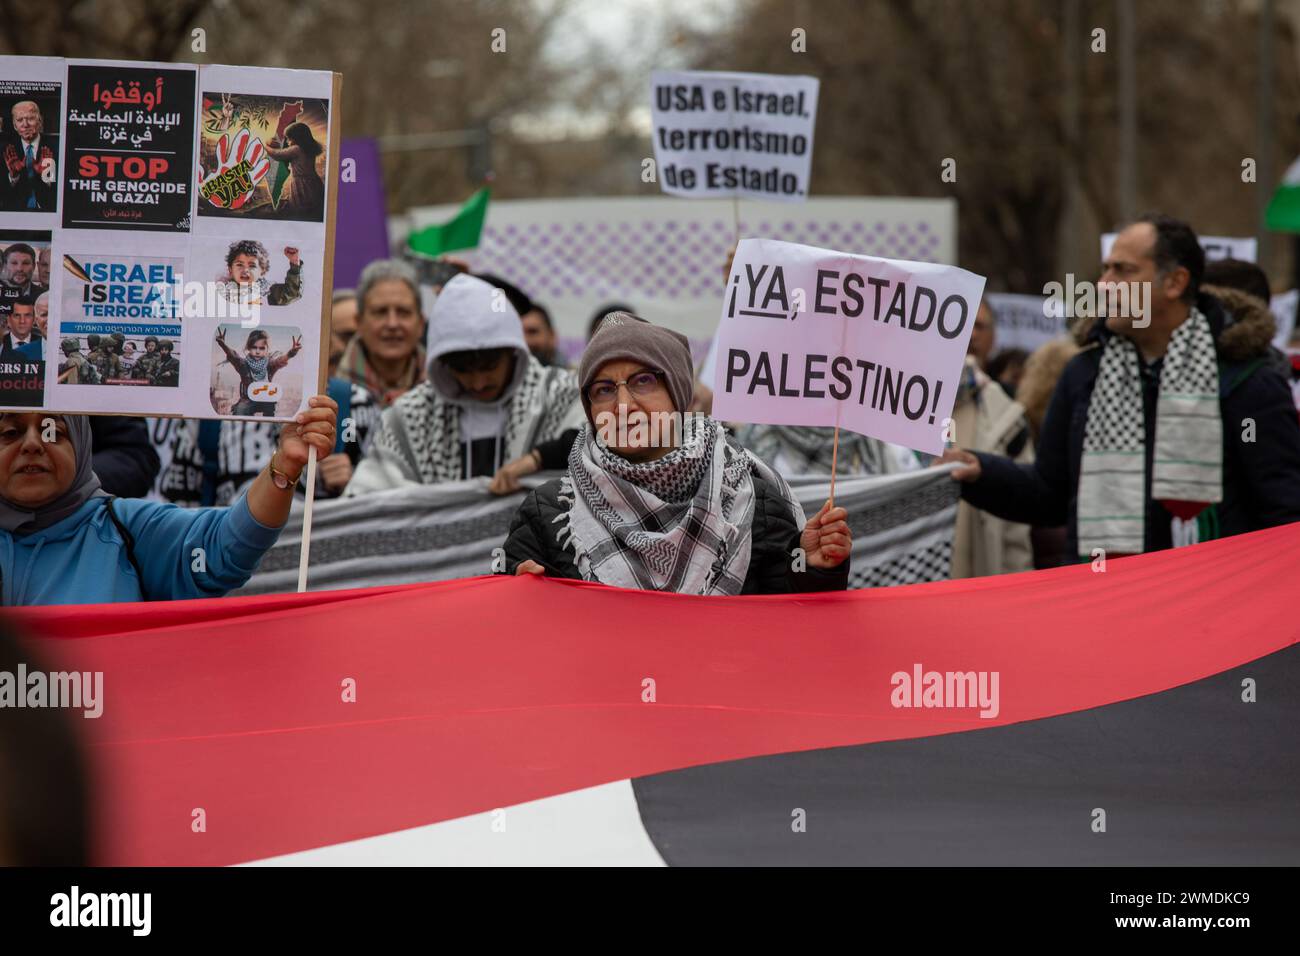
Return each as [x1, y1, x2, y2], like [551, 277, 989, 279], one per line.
[0, 493, 282, 606]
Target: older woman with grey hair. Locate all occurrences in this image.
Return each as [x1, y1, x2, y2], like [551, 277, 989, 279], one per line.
[335, 258, 426, 407]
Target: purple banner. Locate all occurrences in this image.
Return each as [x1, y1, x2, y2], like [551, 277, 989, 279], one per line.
[332, 137, 389, 290]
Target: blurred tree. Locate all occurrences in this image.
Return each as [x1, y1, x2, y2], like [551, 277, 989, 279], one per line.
[7, 0, 1299, 289]
[671, 0, 1300, 291]
[0, 0, 581, 210]
[0, 0, 210, 60]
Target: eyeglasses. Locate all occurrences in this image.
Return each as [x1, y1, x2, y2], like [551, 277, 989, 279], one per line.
[586, 369, 667, 406]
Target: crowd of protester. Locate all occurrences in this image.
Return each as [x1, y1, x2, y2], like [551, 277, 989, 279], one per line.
[2, 212, 1298, 606]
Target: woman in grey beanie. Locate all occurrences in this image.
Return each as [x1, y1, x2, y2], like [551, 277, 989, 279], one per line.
[500, 312, 852, 595]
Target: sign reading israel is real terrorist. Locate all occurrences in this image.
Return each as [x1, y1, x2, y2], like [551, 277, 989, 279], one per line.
[650, 70, 819, 201]
[711, 239, 986, 456]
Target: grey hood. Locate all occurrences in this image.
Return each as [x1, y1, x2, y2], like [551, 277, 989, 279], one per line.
[426, 273, 530, 407]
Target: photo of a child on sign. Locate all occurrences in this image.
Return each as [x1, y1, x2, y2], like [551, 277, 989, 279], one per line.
[211, 324, 303, 417]
[215, 239, 303, 308]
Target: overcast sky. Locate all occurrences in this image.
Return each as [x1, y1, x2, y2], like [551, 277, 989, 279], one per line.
[512, 0, 739, 138]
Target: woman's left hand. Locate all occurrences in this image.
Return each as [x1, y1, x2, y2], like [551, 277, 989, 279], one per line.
[277, 394, 338, 477]
[800, 500, 851, 570]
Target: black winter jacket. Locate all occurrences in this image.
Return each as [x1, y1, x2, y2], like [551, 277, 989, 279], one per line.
[502, 472, 850, 594]
[89, 416, 160, 498]
[962, 288, 1300, 557]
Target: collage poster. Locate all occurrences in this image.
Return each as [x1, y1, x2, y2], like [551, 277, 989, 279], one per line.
[0, 56, 335, 421]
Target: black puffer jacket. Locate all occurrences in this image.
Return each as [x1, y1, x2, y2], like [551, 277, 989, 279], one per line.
[502, 473, 850, 594]
[963, 288, 1300, 556]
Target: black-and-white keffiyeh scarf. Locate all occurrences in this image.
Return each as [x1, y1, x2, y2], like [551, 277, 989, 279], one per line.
[242, 353, 270, 380]
[1077, 307, 1222, 556]
[375, 358, 580, 482]
[217, 277, 271, 305]
[555, 416, 805, 595]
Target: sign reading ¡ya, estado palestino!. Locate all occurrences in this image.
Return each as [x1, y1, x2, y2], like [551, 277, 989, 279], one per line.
[711, 238, 986, 456]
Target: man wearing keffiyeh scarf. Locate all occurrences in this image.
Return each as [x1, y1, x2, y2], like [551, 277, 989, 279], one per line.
[940, 215, 1300, 557]
[501, 311, 852, 595]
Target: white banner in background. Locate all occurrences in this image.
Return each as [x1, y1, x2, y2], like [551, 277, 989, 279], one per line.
[650, 70, 819, 201]
[984, 292, 1068, 356]
[1272, 289, 1298, 350]
[397, 197, 958, 342]
[1101, 232, 1258, 263]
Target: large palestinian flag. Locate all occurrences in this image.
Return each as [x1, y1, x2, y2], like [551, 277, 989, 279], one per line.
[10, 520, 1298, 867]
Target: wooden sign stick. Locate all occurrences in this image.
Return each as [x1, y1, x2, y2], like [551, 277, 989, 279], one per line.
[297, 70, 344, 595]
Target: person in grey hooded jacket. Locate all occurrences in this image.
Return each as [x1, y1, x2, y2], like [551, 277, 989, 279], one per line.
[345, 273, 585, 495]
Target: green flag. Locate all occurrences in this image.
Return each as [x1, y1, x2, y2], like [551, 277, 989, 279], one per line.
[407, 188, 490, 257]
[1266, 156, 1300, 233]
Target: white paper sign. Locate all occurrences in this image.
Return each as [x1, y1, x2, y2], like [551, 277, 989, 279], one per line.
[650, 70, 819, 202]
[1100, 232, 1257, 263]
[984, 292, 1068, 356]
[1271, 289, 1298, 350]
[711, 238, 986, 455]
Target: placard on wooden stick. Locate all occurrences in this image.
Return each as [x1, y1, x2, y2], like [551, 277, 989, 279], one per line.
[297, 70, 342, 594]
[0, 55, 338, 424]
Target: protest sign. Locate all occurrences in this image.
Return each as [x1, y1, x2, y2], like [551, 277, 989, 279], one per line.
[1101, 232, 1257, 263]
[63, 62, 196, 232]
[984, 292, 1068, 356]
[711, 238, 986, 455]
[1272, 288, 1298, 350]
[650, 70, 819, 201]
[0, 55, 340, 420]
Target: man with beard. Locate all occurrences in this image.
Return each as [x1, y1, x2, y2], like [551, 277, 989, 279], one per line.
[132, 335, 161, 383]
[154, 339, 180, 388]
[85, 333, 121, 383]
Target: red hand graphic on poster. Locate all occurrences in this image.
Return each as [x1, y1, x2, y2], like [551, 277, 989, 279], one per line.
[199, 126, 270, 209]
